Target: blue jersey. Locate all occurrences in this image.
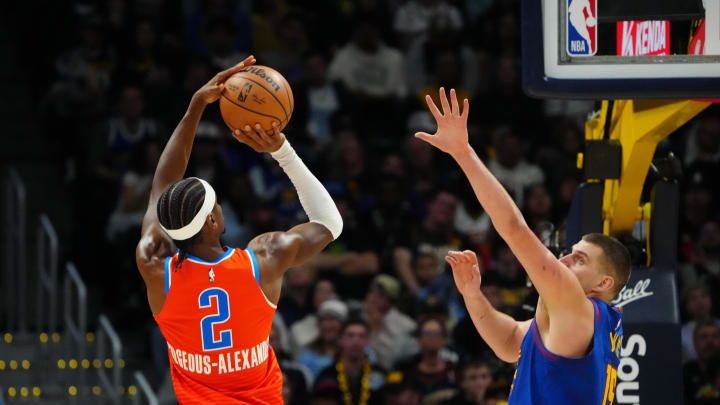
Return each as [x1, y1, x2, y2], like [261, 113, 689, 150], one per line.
[508, 298, 623, 405]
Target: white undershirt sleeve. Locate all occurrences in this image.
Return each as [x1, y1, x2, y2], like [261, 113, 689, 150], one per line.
[270, 140, 343, 239]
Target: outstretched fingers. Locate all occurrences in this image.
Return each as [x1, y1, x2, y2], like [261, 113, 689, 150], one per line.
[461, 98, 470, 121]
[450, 89, 460, 117]
[439, 87, 451, 116]
[425, 94, 443, 120]
[217, 55, 256, 83]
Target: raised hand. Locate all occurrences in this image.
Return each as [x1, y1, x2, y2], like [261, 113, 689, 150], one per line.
[446, 250, 482, 298]
[414, 87, 470, 157]
[194, 55, 257, 105]
[233, 122, 286, 153]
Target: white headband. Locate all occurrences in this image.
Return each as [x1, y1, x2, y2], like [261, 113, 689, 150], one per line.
[160, 178, 217, 241]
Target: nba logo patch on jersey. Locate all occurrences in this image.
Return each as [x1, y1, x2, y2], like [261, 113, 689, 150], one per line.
[567, 0, 597, 56]
[209, 268, 215, 282]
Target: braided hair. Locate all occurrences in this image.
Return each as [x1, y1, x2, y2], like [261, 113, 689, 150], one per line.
[157, 178, 207, 270]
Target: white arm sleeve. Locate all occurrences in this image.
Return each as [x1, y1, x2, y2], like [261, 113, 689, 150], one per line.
[270, 140, 343, 239]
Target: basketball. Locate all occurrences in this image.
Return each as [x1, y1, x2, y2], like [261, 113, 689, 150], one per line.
[219, 65, 294, 135]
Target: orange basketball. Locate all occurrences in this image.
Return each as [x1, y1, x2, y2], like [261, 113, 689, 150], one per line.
[219, 65, 294, 135]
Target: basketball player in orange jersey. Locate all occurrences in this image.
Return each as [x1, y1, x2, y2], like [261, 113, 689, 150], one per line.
[416, 88, 630, 404]
[135, 56, 343, 404]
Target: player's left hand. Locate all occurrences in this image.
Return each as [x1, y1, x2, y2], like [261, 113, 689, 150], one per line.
[415, 87, 470, 157]
[194, 55, 256, 105]
[446, 250, 483, 299]
[233, 122, 286, 153]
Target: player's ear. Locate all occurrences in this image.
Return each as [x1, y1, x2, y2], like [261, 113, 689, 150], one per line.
[598, 274, 614, 293]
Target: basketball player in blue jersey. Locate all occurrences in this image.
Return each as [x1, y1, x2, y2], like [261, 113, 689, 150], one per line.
[415, 88, 630, 405]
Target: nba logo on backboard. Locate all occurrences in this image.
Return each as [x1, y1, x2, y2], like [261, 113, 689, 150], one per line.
[567, 0, 597, 56]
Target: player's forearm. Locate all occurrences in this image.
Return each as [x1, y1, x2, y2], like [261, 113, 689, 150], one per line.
[150, 96, 206, 199]
[142, 97, 206, 233]
[464, 292, 523, 362]
[451, 146, 527, 240]
[271, 140, 343, 239]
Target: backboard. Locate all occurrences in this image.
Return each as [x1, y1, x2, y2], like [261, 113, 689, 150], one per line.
[522, 0, 720, 99]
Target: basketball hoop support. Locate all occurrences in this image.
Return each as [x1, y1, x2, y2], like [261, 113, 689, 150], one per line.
[584, 99, 710, 240]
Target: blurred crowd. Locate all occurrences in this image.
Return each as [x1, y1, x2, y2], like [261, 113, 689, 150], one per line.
[34, 0, 720, 404]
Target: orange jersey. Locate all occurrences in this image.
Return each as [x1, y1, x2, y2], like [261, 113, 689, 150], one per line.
[153, 247, 283, 404]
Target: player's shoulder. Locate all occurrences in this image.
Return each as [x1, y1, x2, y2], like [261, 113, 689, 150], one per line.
[591, 298, 623, 328]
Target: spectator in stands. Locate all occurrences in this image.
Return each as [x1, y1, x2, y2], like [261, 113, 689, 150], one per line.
[392, 317, 458, 402]
[309, 241, 381, 301]
[324, 131, 373, 208]
[452, 273, 505, 360]
[684, 111, 720, 166]
[682, 285, 720, 363]
[454, 180, 492, 246]
[259, 12, 308, 82]
[363, 275, 416, 370]
[292, 281, 340, 349]
[270, 321, 311, 405]
[250, 0, 286, 55]
[492, 243, 530, 311]
[555, 174, 581, 222]
[155, 59, 213, 128]
[534, 119, 583, 187]
[522, 184, 554, 232]
[393, 0, 463, 49]
[403, 136, 438, 198]
[291, 49, 348, 150]
[105, 137, 161, 242]
[681, 221, 720, 315]
[219, 173, 255, 247]
[278, 266, 316, 327]
[183, 0, 251, 58]
[379, 379, 422, 405]
[408, 24, 477, 102]
[203, 14, 248, 70]
[394, 190, 466, 294]
[185, 120, 229, 188]
[88, 84, 160, 182]
[486, 124, 545, 208]
[314, 319, 386, 405]
[298, 299, 349, 381]
[53, 15, 116, 98]
[42, 15, 116, 175]
[680, 175, 715, 263]
[439, 359, 494, 405]
[412, 247, 455, 310]
[684, 321, 720, 404]
[472, 56, 543, 133]
[311, 389, 343, 405]
[306, 191, 380, 301]
[328, 15, 407, 100]
[119, 19, 174, 88]
[349, 154, 424, 281]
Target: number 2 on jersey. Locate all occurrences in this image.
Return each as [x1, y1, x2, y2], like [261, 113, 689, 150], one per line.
[199, 288, 233, 351]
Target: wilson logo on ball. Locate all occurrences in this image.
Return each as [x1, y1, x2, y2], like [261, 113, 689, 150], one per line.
[240, 67, 281, 92]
